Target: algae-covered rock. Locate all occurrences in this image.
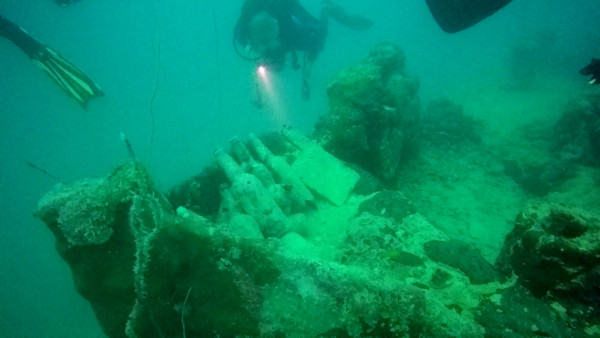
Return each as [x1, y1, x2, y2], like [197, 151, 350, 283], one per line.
[36, 161, 152, 246]
[314, 42, 420, 185]
[357, 189, 416, 222]
[553, 94, 600, 165]
[421, 98, 483, 148]
[496, 203, 600, 329]
[502, 95, 600, 197]
[424, 239, 500, 285]
[477, 285, 585, 337]
[341, 204, 501, 337]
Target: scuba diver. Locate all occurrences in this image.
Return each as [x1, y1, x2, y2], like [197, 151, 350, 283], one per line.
[580, 59, 600, 85]
[233, 0, 515, 102]
[0, 14, 103, 108]
[233, 0, 373, 101]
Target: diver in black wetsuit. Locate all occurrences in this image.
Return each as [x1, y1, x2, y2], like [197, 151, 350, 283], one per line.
[233, 0, 372, 101]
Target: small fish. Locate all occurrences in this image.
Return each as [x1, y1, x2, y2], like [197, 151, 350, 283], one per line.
[383, 250, 425, 267]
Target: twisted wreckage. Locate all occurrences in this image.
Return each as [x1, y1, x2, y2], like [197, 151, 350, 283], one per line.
[35, 44, 599, 337]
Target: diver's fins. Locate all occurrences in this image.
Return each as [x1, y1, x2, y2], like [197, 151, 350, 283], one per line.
[323, 1, 373, 31]
[0, 15, 103, 108]
[31, 45, 104, 109]
[425, 0, 512, 33]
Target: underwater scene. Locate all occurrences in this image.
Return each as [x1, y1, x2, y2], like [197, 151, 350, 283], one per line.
[1, 0, 600, 337]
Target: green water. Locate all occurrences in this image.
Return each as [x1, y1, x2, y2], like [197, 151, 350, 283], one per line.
[1, 0, 599, 336]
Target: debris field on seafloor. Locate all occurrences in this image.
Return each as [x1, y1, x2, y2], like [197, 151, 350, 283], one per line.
[34, 43, 600, 337]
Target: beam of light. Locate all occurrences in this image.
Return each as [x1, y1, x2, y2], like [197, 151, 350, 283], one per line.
[254, 65, 287, 127]
[257, 65, 267, 79]
[256, 65, 272, 93]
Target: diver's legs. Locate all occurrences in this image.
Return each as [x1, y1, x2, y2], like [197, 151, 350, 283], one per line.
[321, 0, 373, 31]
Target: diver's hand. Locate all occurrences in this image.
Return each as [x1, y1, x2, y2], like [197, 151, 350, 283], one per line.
[580, 58, 600, 85]
[301, 79, 311, 100]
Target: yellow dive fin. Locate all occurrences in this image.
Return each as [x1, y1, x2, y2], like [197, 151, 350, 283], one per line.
[0, 14, 103, 108]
